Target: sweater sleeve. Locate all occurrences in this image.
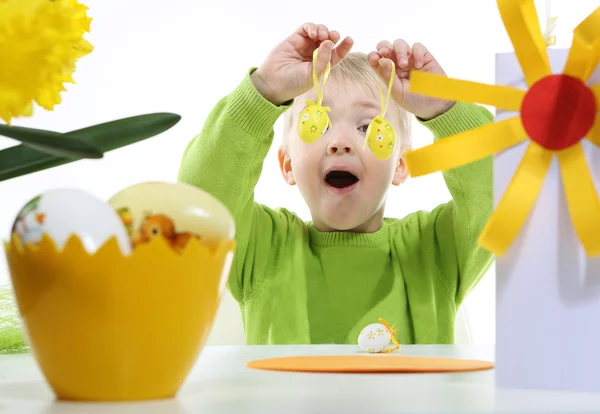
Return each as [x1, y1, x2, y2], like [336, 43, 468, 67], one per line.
[418, 102, 495, 306]
[177, 69, 293, 304]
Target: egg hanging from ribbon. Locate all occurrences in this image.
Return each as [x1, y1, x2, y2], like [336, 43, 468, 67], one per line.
[298, 103, 331, 143]
[365, 116, 396, 160]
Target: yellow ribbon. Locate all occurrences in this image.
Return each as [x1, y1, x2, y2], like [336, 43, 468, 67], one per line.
[403, 0, 600, 257]
[542, 16, 558, 47]
[362, 60, 396, 151]
[312, 48, 330, 107]
[378, 318, 401, 353]
[563, 7, 600, 81]
[378, 61, 395, 120]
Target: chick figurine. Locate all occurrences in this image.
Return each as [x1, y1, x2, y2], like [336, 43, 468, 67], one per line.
[132, 213, 201, 254]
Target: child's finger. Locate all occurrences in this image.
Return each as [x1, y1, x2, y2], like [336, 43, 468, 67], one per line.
[331, 36, 354, 66]
[317, 24, 330, 41]
[411, 42, 428, 69]
[378, 58, 405, 101]
[376, 40, 393, 58]
[299, 22, 319, 40]
[313, 40, 334, 75]
[329, 30, 341, 45]
[367, 51, 381, 69]
[378, 58, 395, 80]
[393, 39, 411, 68]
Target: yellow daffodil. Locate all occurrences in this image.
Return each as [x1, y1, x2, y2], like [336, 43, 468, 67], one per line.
[0, 0, 94, 124]
[404, 0, 600, 257]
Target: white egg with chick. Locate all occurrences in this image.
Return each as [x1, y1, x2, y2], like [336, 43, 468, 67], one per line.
[11, 189, 131, 255]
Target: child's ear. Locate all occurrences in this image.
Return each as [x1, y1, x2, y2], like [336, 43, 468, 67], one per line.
[278, 145, 296, 186]
[392, 146, 411, 186]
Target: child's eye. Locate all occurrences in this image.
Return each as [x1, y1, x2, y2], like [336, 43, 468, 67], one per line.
[358, 124, 369, 133]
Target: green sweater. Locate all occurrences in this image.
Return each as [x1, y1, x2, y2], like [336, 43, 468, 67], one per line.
[178, 70, 494, 345]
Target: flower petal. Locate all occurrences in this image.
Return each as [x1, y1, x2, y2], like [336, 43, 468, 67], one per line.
[558, 142, 600, 256]
[496, 0, 551, 86]
[409, 71, 525, 111]
[563, 7, 600, 81]
[404, 116, 528, 177]
[478, 141, 553, 256]
[587, 115, 600, 146]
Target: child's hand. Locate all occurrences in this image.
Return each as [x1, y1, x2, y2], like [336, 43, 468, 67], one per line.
[251, 23, 354, 106]
[368, 40, 454, 120]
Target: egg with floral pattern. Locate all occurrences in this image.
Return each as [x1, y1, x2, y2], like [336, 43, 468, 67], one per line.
[357, 322, 392, 353]
[365, 117, 396, 160]
[297, 104, 331, 143]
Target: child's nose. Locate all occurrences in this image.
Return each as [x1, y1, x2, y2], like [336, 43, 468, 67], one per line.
[327, 139, 355, 156]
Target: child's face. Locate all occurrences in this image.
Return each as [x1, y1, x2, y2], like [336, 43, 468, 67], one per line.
[279, 80, 409, 232]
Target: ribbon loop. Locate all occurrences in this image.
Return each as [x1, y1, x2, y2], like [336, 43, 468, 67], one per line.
[379, 61, 395, 118]
[312, 48, 331, 106]
[379, 318, 401, 353]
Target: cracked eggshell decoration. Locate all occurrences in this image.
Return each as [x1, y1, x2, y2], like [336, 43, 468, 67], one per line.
[108, 181, 235, 254]
[11, 189, 132, 255]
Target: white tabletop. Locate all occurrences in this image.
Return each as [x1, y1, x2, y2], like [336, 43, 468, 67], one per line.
[1, 344, 600, 413]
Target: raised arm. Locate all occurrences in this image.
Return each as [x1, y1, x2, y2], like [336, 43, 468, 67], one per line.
[421, 102, 494, 305]
[178, 70, 290, 303]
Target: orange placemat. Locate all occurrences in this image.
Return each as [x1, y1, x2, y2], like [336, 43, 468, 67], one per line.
[247, 355, 494, 373]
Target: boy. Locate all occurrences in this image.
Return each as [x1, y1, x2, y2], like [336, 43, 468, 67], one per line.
[178, 23, 494, 345]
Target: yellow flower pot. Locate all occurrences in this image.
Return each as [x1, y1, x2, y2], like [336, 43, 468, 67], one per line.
[3, 233, 235, 401]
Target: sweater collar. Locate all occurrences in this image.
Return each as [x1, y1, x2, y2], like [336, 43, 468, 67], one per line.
[307, 220, 391, 247]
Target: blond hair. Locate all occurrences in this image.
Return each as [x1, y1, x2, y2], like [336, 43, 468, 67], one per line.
[282, 52, 411, 148]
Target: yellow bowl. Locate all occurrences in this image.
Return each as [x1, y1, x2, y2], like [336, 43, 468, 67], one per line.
[3, 233, 235, 402]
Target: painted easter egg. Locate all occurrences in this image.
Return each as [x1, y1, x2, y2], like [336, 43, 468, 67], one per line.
[11, 189, 132, 255]
[357, 322, 392, 353]
[108, 181, 235, 254]
[365, 117, 396, 160]
[297, 104, 331, 143]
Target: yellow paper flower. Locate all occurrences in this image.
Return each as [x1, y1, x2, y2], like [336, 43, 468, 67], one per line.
[0, 0, 94, 124]
[403, 0, 600, 257]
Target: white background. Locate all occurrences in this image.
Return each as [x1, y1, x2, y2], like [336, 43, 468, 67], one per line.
[0, 0, 596, 345]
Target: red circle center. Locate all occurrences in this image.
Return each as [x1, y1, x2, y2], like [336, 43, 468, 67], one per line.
[520, 74, 596, 151]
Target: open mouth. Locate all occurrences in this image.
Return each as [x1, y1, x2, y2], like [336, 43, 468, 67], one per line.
[324, 170, 359, 189]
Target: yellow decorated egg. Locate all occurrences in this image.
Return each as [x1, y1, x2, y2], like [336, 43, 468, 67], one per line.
[365, 117, 396, 160]
[298, 103, 331, 143]
[357, 322, 392, 353]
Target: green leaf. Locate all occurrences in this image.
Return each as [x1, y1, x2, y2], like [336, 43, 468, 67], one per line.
[0, 112, 181, 182]
[0, 125, 103, 159]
